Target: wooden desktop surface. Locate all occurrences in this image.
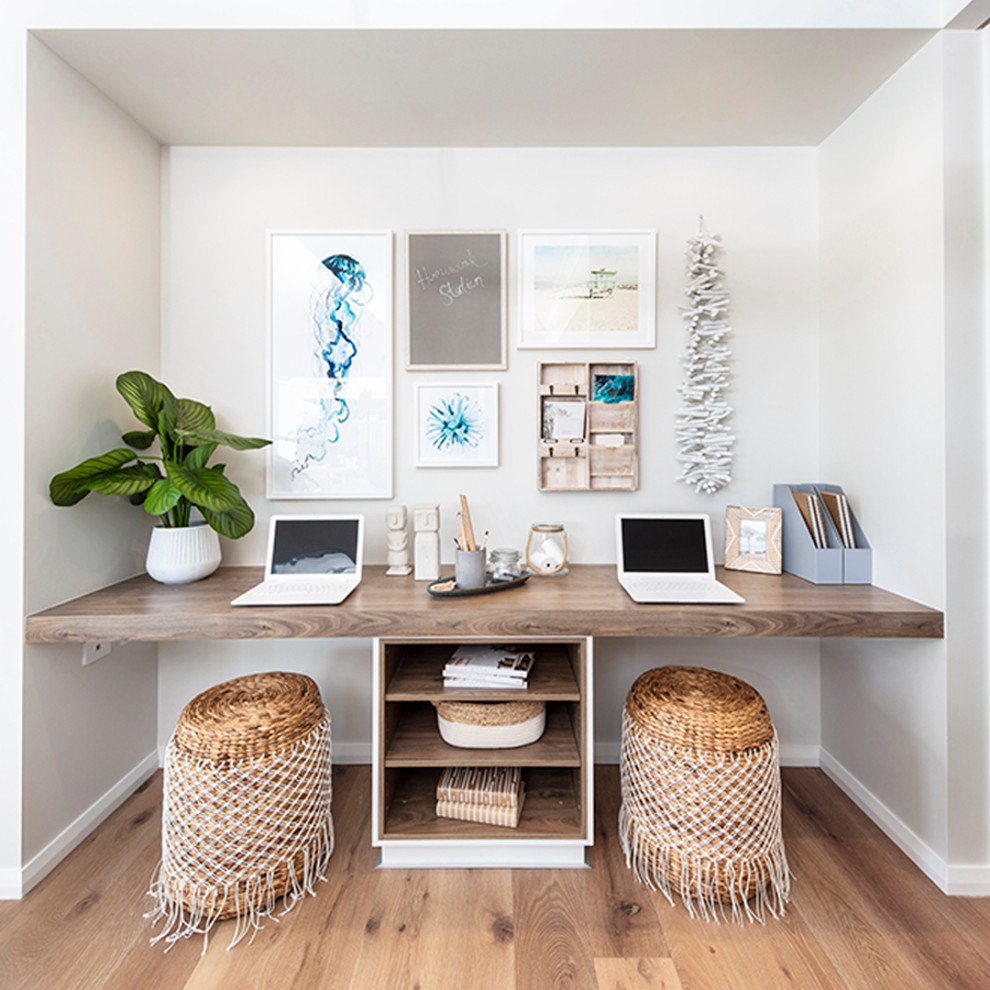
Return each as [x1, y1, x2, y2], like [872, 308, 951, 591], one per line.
[24, 564, 944, 644]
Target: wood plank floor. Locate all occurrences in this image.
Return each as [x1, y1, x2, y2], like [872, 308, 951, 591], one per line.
[2, 766, 988, 990]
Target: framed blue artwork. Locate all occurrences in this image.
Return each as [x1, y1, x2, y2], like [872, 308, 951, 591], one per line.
[268, 231, 393, 499]
[415, 382, 499, 468]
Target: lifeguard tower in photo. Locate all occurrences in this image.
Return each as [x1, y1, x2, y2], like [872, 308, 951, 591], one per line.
[587, 268, 617, 297]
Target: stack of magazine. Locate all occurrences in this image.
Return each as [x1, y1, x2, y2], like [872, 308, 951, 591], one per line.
[435, 766, 525, 828]
[443, 644, 535, 689]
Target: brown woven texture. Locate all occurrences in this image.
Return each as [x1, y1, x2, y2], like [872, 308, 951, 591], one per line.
[165, 672, 330, 921]
[434, 699, 545, 727]
[624, 665, 773, 753]
[622, 666, 782, 908]
[172, 671, 325, 762]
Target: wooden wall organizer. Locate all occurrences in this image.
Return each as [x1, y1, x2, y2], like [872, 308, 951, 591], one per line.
[538, 362, 638, 491]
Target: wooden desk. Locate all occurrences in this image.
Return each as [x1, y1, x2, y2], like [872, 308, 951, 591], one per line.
[25, 564, 943, 643]
[24, 565, 943, 869]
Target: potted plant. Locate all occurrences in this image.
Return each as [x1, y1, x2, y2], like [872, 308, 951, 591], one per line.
[50, 370, 271, 583]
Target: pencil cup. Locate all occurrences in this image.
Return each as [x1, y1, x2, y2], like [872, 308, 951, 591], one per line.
[455, 549, 487, 589]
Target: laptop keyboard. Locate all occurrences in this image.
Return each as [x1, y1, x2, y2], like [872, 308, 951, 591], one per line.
[258, 582, 346, 596]
[623, 579, 743, 602]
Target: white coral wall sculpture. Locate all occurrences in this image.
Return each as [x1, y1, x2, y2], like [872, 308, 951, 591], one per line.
[674, 228, 734, 494]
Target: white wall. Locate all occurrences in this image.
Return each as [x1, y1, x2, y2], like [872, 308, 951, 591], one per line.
[0, 6, 28, 896]
[942, 28, 990, 873]
[21, 39, 162, 877]
[157, 144, 823, 759]
[7, 0, 982, 896]
[820, 32, 989, 884]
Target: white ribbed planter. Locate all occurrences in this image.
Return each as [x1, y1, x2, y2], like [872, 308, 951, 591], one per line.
[145, 523, 221, 584]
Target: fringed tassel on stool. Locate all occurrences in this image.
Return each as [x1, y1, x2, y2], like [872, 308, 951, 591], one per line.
[618, 667, 791, 924]
[146, 707, 334, 953]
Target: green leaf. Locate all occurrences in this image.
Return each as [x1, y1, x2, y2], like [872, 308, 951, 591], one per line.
[79, 462, 161, 497]
[167, 462, 241, 512]
[184, 443, 218, 470]
[176, 398, 216, 437]
[158, 391, 179, 446]
[200, 498, 255, 539]
[142, 477, 183, 516]
[177, 426, 271, 451]
[121, 430, 156, 450]
[116, 371, 171, 430]
[49, 448, 137, 506]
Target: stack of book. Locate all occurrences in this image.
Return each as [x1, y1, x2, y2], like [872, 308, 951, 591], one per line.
[443, 644, 535, 689]
[435, 766, 525, 828]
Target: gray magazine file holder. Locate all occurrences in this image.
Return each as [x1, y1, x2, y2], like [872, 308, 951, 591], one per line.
[773, 484, 872, 585]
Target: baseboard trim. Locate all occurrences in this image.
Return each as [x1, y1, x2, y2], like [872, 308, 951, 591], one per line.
[818, 748, 962, 894]
[17, 750, 160, 899]
[331, 741, 372, 765]
[9, 743, 988, 900]
[0, 868, 23, 900]
[945, 864, 990, 896]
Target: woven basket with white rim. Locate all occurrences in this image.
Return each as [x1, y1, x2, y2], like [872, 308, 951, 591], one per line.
[434, 699, 546, 748]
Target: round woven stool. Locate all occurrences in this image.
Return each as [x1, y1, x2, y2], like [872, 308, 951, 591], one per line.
[618, 666, 789, 923]
[146, 671, 334, 950]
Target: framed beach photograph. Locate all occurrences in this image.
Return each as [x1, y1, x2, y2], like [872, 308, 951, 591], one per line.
[268, 231, 393, 499]
[724, 505, 783, 574]
[518, 230, 657, 349]
[415, 383, 499, 468]
[406, 231, 507, 370]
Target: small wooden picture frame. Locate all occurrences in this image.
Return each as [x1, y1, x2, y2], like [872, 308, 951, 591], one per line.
[725, 505, 783, 574]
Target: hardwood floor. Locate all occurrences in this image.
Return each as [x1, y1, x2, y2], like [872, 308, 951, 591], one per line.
[2, 766, 988, 990]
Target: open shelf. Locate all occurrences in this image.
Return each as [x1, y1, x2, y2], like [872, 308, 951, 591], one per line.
[381, 767, 581, 841]
[374, 637, 592, 861]
[385, 642, 581, 702]
[384, 703, 581, 767]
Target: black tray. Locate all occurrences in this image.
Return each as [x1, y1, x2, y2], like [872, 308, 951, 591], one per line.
[427, 573, 530, 598]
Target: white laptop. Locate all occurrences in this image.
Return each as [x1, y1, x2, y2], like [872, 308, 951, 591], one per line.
[231, 514, 364, 606]
[615, 513, 745, 604]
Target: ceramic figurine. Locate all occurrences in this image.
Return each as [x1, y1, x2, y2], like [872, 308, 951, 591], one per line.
[385, 505, 412, 576]
[413, 503, 440, 581]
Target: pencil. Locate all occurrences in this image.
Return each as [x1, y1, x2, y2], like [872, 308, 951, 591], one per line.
[459, 494, 477, 551]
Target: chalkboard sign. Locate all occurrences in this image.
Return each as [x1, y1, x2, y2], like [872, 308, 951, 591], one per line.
[406, 231, 507, 369]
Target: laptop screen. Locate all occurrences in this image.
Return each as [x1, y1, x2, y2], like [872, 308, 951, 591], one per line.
[269, 517, 362, 576]
[619, 516, 710, 573]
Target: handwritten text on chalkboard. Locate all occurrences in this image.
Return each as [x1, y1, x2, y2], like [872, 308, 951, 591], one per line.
[406, 231, 506, 368]
[415, 249, 489, 307]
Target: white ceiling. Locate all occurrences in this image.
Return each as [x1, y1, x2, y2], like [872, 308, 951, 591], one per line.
[36, 28, 935, 147]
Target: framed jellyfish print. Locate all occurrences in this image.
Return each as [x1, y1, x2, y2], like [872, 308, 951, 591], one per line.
[414, 383, 499, 468]
[268, 231, 393, 498]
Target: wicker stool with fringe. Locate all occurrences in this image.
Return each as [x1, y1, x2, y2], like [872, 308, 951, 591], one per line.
[619, 665, 789, 923]
[146, 671, 334, 951]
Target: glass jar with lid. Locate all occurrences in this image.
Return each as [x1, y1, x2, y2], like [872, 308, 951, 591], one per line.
[525, 523, 568, 576]
[489, 547, 523, 582]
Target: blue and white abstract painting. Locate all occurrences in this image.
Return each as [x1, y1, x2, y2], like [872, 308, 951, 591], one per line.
[269, 232, 392, 498]
[416, 384, 499, 467]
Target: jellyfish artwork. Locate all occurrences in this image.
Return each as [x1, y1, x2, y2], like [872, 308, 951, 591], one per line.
[290, 253, 374, 478]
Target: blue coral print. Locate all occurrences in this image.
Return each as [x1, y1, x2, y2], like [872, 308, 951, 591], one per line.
[426, 392, 483, 451]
